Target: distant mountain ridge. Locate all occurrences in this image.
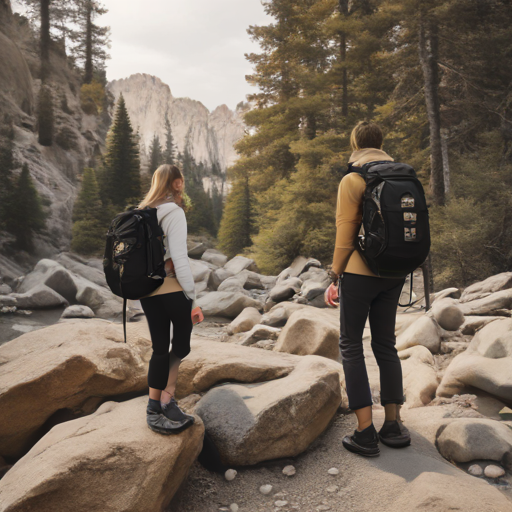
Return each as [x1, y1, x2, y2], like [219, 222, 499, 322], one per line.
[107, 74, 247, 176]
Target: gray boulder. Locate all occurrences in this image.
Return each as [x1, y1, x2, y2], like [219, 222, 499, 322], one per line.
[396, 315, 441, 353]
[55, 252, 107, 288]
[11, 284, 68, 309]
[269, 277, 303, 303]
[189, 259, 212, 282]
[460, 272, 512, 303]
[432, 298, 465, 331]
[196, 292, 263, 319]
[461, 315, 502, 335]
[61, 304, 95, 319]
[437, 418, 512, 468]
[458, 288, 512, 317]
[201, 248, 228, 267]
[195, 356, 342, 466]
[224, 256, 258, 274]
[75, 277, 122, 318]
[239, 324, 281, 346]
[187, 242, 208, 259]
[261, 302, 307, 327]
[300, 276, 330, 301]
[18, 259, 77, 302]
[0, 283, 12, 295]
[274, 308, 340, 361]
[437, 318, 512, 403]
[228, 307, 262, 335]
[208, 268, 235, 291]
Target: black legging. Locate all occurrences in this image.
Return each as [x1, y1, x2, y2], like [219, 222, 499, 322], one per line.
[338, 272, 406, 411]
[139, 291, 193, 390]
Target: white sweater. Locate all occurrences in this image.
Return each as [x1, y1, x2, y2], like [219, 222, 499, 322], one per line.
[156, 202, 197, 308]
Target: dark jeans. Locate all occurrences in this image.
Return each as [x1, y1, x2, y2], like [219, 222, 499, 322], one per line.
[338, 272, 405, 411]
[139, 291, 193, 390]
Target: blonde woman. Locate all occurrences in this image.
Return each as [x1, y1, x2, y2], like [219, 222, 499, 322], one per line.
[325, 122, 410, 456]
[138, 164, 204, 435]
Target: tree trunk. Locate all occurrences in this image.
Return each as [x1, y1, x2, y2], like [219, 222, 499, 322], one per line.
[339, 0, 349, 117]
[441, 128, 450, 198]
[40, 0, 51, 81]
[84, 0, 93, 84]
[419, 9, 445, 206]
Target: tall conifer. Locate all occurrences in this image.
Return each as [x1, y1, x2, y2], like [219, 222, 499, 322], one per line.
[148, 134, 163, 174]
[102, 94, 141, 209]
[162, 113, 176, 165]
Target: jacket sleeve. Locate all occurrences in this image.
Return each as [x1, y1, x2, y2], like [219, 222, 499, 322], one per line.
[331, 173, 366, 275]
[159, 206, 197, 309]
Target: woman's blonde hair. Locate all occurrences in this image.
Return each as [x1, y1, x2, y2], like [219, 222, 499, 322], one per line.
[350, 121, 383, 151]
[138, 164, 184, 209]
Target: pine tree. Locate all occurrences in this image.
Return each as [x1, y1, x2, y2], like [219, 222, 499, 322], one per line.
[7, 164, 47, 251]
[70, 0, 110, 84]
[218, 171, 254, 258]
[71, 167, 106, 255]
[101, 94, 141, 209]
[162, 112, 176, 165]
[148, 133, 163, 174]
[38, 84, 54, 146]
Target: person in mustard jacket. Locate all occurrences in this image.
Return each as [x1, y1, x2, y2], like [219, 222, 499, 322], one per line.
[325, 121, 411, 457]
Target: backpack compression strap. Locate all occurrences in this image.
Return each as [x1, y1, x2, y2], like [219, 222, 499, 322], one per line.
[122, 298, 127, 343]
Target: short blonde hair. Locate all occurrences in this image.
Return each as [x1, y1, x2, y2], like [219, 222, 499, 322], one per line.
[138, 164, 184, 209]
[350, 121, 383, 151]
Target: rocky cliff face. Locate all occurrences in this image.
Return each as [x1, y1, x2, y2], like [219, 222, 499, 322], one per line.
[0, 4, 106, 270]
[108, 74, 247, 174]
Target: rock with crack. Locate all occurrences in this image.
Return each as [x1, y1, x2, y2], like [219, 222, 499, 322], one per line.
[436, 318, 512, 403]
[208, 268, 235, 291]
[261, 302, 307, 327]
[436, 418, 512, 469]
[196, 292, 262, 318]
[269, 278, 303, 303]
[10, 283, 68, 309]
[195, 356, 342, 466]
[0, 319, 151, 458]
[399, 345, 439, 408]
[274, 308, 340, 361]
[396, 316, 441, 354]
[55, 252, 108, 288]
[460, 272, 512, 303]
[0, 397, 204, 512]
[175, 338, 300, 398]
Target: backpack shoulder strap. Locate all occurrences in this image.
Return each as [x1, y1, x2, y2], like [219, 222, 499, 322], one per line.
[346, 162, 367, 179]
[122, 298, 127, 343]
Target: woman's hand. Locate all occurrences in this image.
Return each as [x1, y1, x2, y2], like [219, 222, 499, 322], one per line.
[324, 282, 339, 308]
[192, 306, 204, 325]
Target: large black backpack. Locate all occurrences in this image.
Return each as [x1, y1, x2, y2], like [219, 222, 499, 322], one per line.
[347, 161, 430, 279]
[103, 207, 166, 342]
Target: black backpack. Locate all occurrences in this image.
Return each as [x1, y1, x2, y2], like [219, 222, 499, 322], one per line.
[103, 207, 166, 342]
[347, 161, 430, 279]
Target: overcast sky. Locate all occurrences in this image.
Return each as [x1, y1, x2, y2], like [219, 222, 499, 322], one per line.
[13, 0, 273, 112]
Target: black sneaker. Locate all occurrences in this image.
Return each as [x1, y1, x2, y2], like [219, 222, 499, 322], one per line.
[146, 410, 191, 435]
[378, 420, 411, 448]
[342, 424, 380, 457]
[161, 397, 195, 427]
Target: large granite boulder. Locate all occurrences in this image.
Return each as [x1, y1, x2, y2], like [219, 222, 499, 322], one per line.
[74, 276, 123, 318]
[196, 292, 262, 318]
[208, 268, 235, 291]
[0, 398, 204, 512]
[274, 308, 340, 361]
[458, 288, 512, 316]
[10, 283, 68, 309]
[436, 418, 512, 468]
[17, 259, 77, 302]
[227, 307, 262, 334]
[432, 298, 465, 331]
[55, 252, 107, 288]
[195, 356, 342, 466]
[396, 316, 441, 354]
[431, 287, 461, 304]
[175, 338, 299, 398]
[460, 272, 512, 303]
[61, 304, 94, 319]
[189, 259, 212, 282]
[239, 324, 281, 346]
[0, 319, 151, 458]
[436, 318, 512, 403]
[399, 345, 439, 408]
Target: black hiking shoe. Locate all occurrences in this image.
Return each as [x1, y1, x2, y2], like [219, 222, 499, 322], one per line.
[342, 424, 380, 457]
[146, 399, 193, 435]
[161, 397, 195, 426]
[378, 420, 411, 448]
